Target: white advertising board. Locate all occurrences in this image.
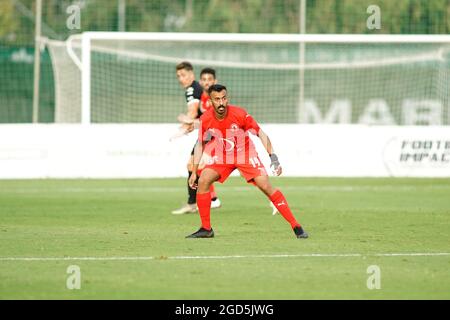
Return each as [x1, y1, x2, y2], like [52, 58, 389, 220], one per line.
[0, 124, 449, 178]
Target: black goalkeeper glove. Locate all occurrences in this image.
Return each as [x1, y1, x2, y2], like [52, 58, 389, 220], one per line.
[269, 153, 281, 174]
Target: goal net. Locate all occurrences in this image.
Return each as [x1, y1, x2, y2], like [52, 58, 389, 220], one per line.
[45, 33, 450, 125]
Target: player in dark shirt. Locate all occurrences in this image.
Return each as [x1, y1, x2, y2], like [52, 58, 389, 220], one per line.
[172, 62, 221, 214]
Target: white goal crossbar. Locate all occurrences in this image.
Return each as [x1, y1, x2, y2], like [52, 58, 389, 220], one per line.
[64, 32, 450, 124]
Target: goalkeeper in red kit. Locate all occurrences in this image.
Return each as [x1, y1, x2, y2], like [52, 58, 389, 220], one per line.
[187, 84, 308, 239]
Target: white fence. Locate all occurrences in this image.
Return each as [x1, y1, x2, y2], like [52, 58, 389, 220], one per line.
[0, 124, 449, 178]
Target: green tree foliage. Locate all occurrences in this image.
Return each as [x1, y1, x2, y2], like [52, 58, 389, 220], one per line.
[1, 0, 449, 45]
[0, 1, 18, 40]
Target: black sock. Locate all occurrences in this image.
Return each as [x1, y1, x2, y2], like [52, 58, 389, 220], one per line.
[187, 171, 197, 204]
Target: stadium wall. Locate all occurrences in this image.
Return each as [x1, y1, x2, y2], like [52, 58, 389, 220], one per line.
[0, 124, 449, 178]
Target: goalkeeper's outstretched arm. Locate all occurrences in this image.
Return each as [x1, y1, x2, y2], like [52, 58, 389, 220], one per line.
[257, 129, 282, 176]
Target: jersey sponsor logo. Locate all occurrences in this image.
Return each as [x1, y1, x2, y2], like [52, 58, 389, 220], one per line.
[221, 138, 235, 152]
[187, 96, 194, 102]
[186, 87, 194, 94]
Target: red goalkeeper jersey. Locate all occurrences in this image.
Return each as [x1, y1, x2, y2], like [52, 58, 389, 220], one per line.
[199, 105, 260, 165]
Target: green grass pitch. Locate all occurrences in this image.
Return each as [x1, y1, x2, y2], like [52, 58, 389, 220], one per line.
[0, 177, 449, 299]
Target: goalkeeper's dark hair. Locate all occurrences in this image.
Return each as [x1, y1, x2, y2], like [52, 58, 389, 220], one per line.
[208, 84, 227, 95]
[176, 61, 194, 71]
[200, 67, 216, 79]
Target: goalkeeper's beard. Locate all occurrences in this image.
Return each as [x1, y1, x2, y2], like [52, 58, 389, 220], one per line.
[216, 105, 226, 114]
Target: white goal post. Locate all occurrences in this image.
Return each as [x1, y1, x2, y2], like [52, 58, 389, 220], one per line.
[47, 32, 450, 125]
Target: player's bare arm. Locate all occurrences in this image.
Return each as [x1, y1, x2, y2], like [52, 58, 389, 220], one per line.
[187, 101, 200, 120]
[176, 101, 199, 134]
[177, 113, 201, 128]
[257, 128, 282, 176]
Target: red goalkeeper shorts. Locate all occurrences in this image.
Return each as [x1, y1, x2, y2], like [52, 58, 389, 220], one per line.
[204, 156, 268, 183]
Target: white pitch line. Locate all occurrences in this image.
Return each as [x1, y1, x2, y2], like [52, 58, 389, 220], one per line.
[1, 253, 449, 262]
[0, 257, 155, 261]
[373, 253, 450, 257]
[2, 185, 450, 194]
[169, 253, 363, 259]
